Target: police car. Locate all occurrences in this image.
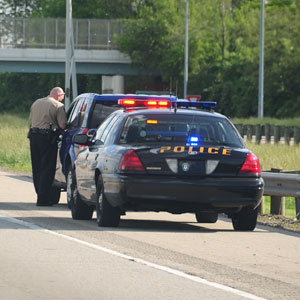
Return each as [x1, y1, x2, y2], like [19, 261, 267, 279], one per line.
[54, 93, 168, 207]
[70, 97, 264, 231]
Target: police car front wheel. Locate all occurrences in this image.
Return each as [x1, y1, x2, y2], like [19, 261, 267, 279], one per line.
[96, 176, 120, 227]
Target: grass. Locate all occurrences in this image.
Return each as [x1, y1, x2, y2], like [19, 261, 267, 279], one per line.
[231, 117, 300, 127]
[245, 142, 300, 171]
[0, 113, 31, 172]
[262, 196, 296, 218]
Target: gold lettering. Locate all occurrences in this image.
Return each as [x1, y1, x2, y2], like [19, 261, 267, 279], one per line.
[174, 146, 185, 153]
[160, 146, 171, 153]
[208, 147, 219, 154]
[199, 147, 204, 153]
[222, 149, 232, 155]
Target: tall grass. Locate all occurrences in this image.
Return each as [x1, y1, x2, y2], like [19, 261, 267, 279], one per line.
[246, 142, 300, 171]
[0, 113, 31, 172]
[231, 117, 300, 126]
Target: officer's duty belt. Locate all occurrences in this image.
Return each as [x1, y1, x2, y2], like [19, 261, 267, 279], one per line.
[31, 128, 51, 134]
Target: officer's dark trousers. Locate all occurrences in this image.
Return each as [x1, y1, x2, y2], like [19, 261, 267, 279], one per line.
[29, 133, 58, 204]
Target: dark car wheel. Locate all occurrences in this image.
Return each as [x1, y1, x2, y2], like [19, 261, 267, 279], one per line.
[195, 212, 218, 223]
[66, 165, 74, 209]
[49, 186, 61, 204]
[96, 176, 120, 227]
[231, 206, 258, 231]
[71, 175, 94, 220]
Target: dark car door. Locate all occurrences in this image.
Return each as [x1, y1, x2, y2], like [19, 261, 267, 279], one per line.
[59, 96, 89, 173]
[76, 112, 121, 201]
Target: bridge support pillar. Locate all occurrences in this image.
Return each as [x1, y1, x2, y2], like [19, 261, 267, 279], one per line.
[102, 75, 124, 94]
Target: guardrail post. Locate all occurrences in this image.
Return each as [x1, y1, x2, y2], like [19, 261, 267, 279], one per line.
[247, 125, 254, 142]
[270, 196, 285, 215]
[255, 124, 262, 144]
[258, 197, 265, 214]
[294, 127, 300, 146]
[296, 197, 300, 221]
[265, 124, 271, 143]
[269, 168, 285, 215]
[284, 126, 290, 145]
[274, 126, 280, 144]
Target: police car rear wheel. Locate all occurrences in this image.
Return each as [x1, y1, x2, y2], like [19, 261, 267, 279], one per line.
[71, 178, 94, 220]
[96, 176, 120, 227]
[232, 206, 258, 231]
[195, 212, 218, 223]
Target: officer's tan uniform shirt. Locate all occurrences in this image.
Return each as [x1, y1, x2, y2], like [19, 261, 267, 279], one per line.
[29, 96, 67, 129]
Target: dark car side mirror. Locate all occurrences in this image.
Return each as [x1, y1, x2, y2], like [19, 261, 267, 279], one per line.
[87, 129, 96, 138]
[73, 134, 89, 145]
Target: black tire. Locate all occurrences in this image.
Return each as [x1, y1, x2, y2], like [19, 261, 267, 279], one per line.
[195, 212, 218, 223]
[49, 186, 61, 204]
[96, 176, 120, 227]
[71, 174, 94, 220]
[232, 206, 258, 231]
[66, 165, 74, 209]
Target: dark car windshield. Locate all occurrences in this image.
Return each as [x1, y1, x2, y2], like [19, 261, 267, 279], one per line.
[89, 102, 119, 129]
[118, 113, 244, 148]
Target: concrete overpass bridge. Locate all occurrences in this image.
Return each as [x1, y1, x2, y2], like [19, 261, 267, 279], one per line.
[0, 17, 135, 76]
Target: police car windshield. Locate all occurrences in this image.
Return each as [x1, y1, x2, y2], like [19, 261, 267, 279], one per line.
[118, 113, 244, 148]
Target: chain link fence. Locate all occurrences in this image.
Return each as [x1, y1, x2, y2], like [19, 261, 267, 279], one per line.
[0, 17, 122, 50]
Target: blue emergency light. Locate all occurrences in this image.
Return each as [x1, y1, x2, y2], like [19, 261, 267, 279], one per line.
[187, 135, 200, 146]
[175, 101, 217, 110]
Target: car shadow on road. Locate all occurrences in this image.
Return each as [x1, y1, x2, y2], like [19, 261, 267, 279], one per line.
[1, 201, 294, 235]
[5, 175, 32, 183]
[0, 201, 227, 233]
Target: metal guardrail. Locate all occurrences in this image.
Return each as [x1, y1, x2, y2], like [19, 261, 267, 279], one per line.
[261, 171, 300, 219]
[262, 171, 300, 197]
[234, 124, 300, 146]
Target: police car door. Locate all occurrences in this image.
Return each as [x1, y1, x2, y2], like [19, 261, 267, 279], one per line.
[75, 112, 120, 201]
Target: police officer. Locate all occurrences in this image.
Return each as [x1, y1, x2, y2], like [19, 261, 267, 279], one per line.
[28, 87, 67, 206]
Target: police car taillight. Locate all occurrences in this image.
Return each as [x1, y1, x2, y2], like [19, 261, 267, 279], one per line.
[118, 99, 171, 108]
[119, 150, 145, 171]
[239, 153, 261, 175]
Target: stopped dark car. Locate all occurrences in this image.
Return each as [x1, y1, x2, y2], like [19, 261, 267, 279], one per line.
[70, 99, 264, 231]
[54, 93, 170, 207]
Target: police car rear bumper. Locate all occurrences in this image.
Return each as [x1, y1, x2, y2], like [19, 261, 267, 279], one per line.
[103, 174, 264, 212]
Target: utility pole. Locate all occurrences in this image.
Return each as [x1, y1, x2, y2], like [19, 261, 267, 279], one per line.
[183, 0, 188, 99]
[258, 0, 264, 118]
[65, 0, 78, 110]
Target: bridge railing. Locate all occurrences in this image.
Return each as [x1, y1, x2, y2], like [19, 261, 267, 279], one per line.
[0, 17, 122, 50]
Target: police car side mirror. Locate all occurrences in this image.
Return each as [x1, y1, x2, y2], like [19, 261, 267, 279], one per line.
[73, 134, 89, 145]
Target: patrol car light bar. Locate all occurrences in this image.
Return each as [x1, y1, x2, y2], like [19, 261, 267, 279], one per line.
[175, 101, 217, 110]
[118, 98, 217, 111]
[118, 99, 171, 108]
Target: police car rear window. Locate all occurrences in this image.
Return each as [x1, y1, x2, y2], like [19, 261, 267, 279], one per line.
[118, 114, 244, 148]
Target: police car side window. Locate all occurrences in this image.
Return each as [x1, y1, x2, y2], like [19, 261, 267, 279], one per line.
[94, 113, 117, 143]
[100, 114, 120, 144]
[68, 98, 84, 127]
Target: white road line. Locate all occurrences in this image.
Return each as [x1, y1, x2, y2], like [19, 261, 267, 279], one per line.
[0, 214, 268, 300]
